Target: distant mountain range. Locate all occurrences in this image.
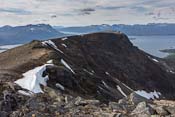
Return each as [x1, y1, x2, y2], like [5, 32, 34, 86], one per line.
[1, 23, 175, 45]
[0, 24, 65, 45]
[55, 23, 175, 36]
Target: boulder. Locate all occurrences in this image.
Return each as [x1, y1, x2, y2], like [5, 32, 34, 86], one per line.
[118, 98, 128, 105]
[78, 100, 100, 106]
[129, 92, 149, 105]
[43, 86, 64, 102]
[74, 96, 83, 105]
[64, 97, 82, 108]
[109, 102, 124, 112]
[131, 102, 155, 116]
[155, 106, 169, 116]
[25, 96, 47, 112]
[165, 106, 175, 115]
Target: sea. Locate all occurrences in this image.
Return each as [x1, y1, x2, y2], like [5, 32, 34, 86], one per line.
[129, 35, 175, 58]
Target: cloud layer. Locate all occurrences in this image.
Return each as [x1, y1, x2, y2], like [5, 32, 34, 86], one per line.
[0, 0, 175, 26]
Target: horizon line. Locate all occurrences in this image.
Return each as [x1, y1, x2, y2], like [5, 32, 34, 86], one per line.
[1, 22, 175, 28]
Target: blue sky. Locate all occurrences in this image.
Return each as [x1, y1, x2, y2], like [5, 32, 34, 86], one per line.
[0, 0, 175, 26]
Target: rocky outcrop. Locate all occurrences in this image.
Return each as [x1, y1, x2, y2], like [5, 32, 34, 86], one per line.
[0, 84, 174, 116]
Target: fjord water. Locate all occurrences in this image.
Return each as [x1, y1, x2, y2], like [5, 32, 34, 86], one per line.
[0, 44, 22, 53]
[130, 35, 175, 58]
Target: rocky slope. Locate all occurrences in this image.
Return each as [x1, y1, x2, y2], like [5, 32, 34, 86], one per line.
[0, 32, 175, 116]
[1, 85, 175, 117]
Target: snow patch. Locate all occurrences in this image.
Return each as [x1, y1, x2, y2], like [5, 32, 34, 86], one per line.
[152, 58, 159, 63]
[102, 81, 109, 88]
[61, 37, 68, 40]
[121, 82, 133, 91]
[105, 72, 110, 76]
[135, 90, 161, 99]
[83, 69, 94, 75]
[15, 63, 53, 94]
[61, 59, 75, 74]
[47, 60, 53, 64]
[42, 40, 64, 54]
[98, 86, 104, 90]
[61, 43, 67, 48]
[56, 83, 65, 90]
[169, 70, 175, 74]
[18, 90, 33, 96]
[117, 85, 127, 97]
[148, 56, 159, 63]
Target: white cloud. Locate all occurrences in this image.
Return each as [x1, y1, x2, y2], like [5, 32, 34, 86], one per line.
[0, 0, 174, 26]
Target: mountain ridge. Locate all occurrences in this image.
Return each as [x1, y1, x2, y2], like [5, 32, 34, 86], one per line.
[0, 32, 175, 101]
[0, 24, 65, 45]
[0, 32, 175, 116]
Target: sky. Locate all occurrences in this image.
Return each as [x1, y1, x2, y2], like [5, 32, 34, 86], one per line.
[0, 0, 175, 26]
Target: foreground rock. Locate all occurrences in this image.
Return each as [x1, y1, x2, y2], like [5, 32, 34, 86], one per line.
[0, 85, 174, 116]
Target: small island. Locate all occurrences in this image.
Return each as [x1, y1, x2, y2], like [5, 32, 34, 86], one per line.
[160, 49, 175, 59]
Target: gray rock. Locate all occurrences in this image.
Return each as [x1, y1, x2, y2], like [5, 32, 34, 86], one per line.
[74, 96, 83, 105]
[65, 97, 82, 108]
[26, 97, 47, 112]
[78, 100, 100, 106]
[109, 102, 123, 112]
[43, 86, 64, 102]
[155, 106, 169, 116]
[24, 111, 48, 117]
[118, 98, 128, 105]
[0, 111, 8, 117]
[114, 113, 122, 117]
[9, 111, 22, 117]
[131, 102, 155, 116]
[165, 106, 175, 115]
[64, 95, 73, 104]
[129, 92, 149, 105]
[93, 112, 116, 117]
[150, 115, 161, 117]
[0, 90, 18, 112]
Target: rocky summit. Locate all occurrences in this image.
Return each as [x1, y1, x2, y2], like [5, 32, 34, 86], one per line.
[0, 32, 175, 116]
